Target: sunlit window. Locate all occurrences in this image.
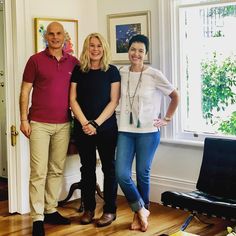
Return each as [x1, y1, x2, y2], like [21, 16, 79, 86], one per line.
[175, 1, 236, 140]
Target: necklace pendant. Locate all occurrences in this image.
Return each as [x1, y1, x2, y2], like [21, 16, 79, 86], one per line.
[137, 119, 141, 128]
[129, 112, 133, 124]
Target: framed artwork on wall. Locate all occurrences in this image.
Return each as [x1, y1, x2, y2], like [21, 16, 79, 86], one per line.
[34, 18, 78, 57]
[107, 11, 151, 64]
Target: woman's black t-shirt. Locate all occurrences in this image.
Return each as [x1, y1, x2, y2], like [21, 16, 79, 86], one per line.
[71, 64, 121, 132]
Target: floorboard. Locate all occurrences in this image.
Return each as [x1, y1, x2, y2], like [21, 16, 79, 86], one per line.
[0, 195, 234, 235]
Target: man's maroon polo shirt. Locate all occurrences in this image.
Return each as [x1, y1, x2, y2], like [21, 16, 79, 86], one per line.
[23, 48, 78, 123]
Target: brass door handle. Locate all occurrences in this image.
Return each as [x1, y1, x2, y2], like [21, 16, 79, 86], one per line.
[11, 125, 19, 146]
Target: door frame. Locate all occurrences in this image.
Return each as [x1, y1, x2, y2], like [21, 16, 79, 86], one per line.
[4, 0, 31, 213]
[0, 0, 7, 178]
[4, 0, 18, 213]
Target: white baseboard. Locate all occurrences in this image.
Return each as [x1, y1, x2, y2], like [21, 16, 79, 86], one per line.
[149, 174, 196, 203]
[61, 172, 196, 205]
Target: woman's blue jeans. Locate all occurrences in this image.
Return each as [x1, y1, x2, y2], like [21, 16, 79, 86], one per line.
[115, 131, 160, 212]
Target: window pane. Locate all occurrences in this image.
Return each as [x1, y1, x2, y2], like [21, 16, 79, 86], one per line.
[179, 2, 236, 138]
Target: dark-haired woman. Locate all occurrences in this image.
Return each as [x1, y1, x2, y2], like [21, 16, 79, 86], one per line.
[115, 34, 179, 232]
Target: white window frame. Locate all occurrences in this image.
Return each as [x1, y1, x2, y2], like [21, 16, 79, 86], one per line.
[159, 0, 236, 143]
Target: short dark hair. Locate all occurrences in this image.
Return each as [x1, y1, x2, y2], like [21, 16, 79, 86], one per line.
[128, 34, 149, 53]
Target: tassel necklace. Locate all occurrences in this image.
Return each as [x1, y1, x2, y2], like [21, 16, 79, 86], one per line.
[126, 65, 144, 128]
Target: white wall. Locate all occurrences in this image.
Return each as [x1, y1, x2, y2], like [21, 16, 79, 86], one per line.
[98, 0, 159, 68]
[150, 142, 203, 202]
[28, 0, 98, 58]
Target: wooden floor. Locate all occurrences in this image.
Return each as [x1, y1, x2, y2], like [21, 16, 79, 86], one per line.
[0, 195, 234, 236]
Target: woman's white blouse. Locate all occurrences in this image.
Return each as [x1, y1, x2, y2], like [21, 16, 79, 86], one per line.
[118, 66, 175, 133]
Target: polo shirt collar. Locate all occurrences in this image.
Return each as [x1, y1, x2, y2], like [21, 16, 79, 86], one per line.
[44, 47, 69, 61]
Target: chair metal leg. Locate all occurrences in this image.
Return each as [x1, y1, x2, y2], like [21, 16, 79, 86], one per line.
[193, 213, 214, 226]
[58, 181, 103, 212]
[180, 213, 214, 232]
[180, 214, 194, 231]
[58, 181, 82, 206]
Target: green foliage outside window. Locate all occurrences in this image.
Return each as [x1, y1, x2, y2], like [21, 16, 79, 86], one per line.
[208, 5, 236, 17]
[218, 111, 236, 135]
[201, 52, 236, 135]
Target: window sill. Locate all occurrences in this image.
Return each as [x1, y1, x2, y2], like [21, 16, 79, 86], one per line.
[160, 138, 204, 147]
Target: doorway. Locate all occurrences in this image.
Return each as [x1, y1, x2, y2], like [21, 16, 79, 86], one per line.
[0, 0, 8, 201]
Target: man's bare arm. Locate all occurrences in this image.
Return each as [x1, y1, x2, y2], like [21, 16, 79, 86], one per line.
[19, 81, 33, 138]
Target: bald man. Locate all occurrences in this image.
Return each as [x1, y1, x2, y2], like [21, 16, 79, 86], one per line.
[20, 22, 79, 236]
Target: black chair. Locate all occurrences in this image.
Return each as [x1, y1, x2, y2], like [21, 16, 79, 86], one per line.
[161, 137, 236, 222]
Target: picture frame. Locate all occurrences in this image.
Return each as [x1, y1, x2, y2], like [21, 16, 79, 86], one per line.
[34, 18, 79, 57]
[107, 11, 151, 64]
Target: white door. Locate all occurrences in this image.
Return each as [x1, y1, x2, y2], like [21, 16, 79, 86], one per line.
[1, 0, 22, 213]
[0, 0, 7, 179]
[4, 0, 31, 214]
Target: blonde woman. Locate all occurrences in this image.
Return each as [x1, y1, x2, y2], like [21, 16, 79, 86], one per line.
[70, 33, 121, 227]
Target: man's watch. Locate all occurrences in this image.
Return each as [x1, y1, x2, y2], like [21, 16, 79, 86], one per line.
[164, 116, 171, 122]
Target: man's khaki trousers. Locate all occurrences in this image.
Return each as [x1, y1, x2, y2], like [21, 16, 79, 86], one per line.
[29, 121, 70, 221]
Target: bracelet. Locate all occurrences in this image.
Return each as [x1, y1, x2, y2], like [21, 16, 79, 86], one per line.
[164, 116, 171, 122]
[21, 119, 28, 122]
[88, 120, 99, 129]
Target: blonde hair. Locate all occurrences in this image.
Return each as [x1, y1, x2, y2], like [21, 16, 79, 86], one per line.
[80, 33, 111, 72]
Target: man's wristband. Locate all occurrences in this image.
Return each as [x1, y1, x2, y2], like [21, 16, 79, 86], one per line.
[88, 120, 99, 129]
